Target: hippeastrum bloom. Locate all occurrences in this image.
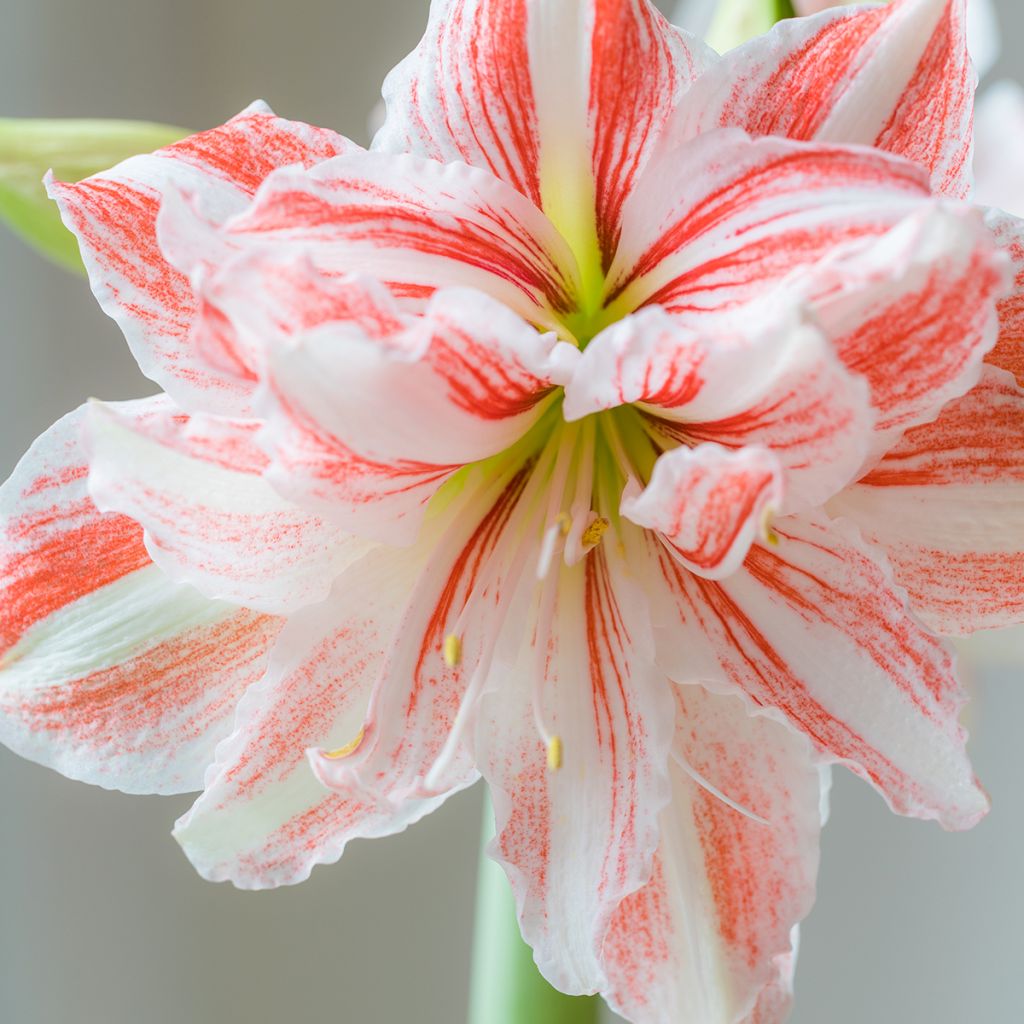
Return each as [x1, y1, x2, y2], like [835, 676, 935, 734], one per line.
[3, 0, 1023, 1019]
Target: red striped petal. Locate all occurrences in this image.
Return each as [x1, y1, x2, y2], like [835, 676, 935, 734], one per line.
[47, 102, 349, 416]
[0, 403, 281, 794]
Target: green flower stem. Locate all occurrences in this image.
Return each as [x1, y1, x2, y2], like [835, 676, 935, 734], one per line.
[468, 794, 602, 1024]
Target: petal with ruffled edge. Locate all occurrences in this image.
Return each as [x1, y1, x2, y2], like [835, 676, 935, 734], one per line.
[605, 128, 932, 317]
[677, 0, 973, 198]
[0, 403, 282, 794]
[986, 210, 1024, 385]
[47, 102, 349, 416]
[620, 443, 783, 581]
[805, 203, 1005, 452]
[474, 540, 674, 995]
[564, 304, 873, 510]
[86, 396, 370, 614]
[635, 514, 987, 829]
[373, 0, 713, 267]
[601, 686, 822, 1024]
[832, 366, 1024, 636]
[173, 540, 475, 888]
[211, 150, 581, 329]
[258, 284, 573, 544]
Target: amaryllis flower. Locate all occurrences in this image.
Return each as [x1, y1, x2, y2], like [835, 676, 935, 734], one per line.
[2, 0, 1022, 1020]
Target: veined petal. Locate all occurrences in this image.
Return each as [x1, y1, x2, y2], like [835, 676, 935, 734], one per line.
[806, 202, 1005, 451]
[0, 404, 281, 795]
[219, 150, 580, 328]
[174, 542, 471, 889]
[564, 304, 873, 509]
[86, 396, 370, 614]
[607, 128, 931, 316]
[476, 541, 674, 995]
[258, 286, 571, 544]
[620, 443, 783, 580]
[601, 686, 821, 1024]
[986, 209, 1024, 385]
[373, 0, 713, 268]
[47, 102, 349, 415]
[637, 514, 987, 829]
[832, 366, 1024, 635]
[311, 461, 544, 806]
[677, 0, 973, 197]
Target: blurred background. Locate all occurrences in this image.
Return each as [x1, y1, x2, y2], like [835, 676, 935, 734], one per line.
[1, 1, 1022, 1021]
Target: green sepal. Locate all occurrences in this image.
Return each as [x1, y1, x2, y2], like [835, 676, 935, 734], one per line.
[0, 118, 188, 274]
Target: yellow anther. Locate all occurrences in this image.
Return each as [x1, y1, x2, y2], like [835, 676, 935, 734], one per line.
[555, 512, 572, 536]
[443, 633, 463, 668]
[324, 726, 365, 760]
[581, 516, 610, 548]
[761, 506, 780, 547]
[547, 735, 564, 772]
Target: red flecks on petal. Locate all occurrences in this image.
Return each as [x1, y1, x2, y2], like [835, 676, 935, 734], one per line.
[1, 500, 149, 659]
[4, 609, 278, 761]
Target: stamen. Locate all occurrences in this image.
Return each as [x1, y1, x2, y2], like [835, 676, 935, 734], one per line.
[581, 514, 610, 549]
[323, 726, 365, 761]
[547, 735, 564, 772]
[443, 633, 462, 668]
[555, 511, 572, 535]
[671, 749, 771, 826]
[760, 505, 780, 547]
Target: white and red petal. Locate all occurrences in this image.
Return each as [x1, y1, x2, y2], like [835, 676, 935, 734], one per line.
[47, 102, 349, 416]
[564, 304, 873, 510]
[601, 685, 821, 1024]
[832, 366, 1024, 635]
[606, 128, 931, 316]
[311, 461, 545, 806]
[678, 0, 973, 197]
[986, 209, 1024, 385]
[374, 0, 712, 265]
[637, 514, 987, 829]
[86, 396, 370, 614]
[258, 287, 571, 544]
[806, 202, 1005, 451]
[220, 150, 580, 327]
[475, 541, 675, 995]
[174, 542, 471, 888]
[0, 404, 281, 795]
[621, 443, 783, 580]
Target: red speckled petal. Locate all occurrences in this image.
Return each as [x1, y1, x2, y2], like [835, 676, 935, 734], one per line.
[47, 102, 349, 416]
[678, 0, 973, 198]
[374, 0, 712, 266]
[174, 541, 472, 889]
[257, 284, 572, 544]
[0, 402, 281, 795]
[220, 149, 581, 329]
[311, 461, 546, 806]
[637, 514, 987, 830]
[833, 366, 1024, 635]
[475, 541, 675, 995]
[601, 686, 821, 1024]
[606, 128, 932, 317]
[86, 397, 371, 614]
[986, 209, 1024, 386]
[806, 202, 1004, 453]
[564, 304, 873, 510]
[621, 443, 783, 581]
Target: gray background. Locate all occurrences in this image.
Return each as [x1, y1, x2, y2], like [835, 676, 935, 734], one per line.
[1, 2, 1022, 1021]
